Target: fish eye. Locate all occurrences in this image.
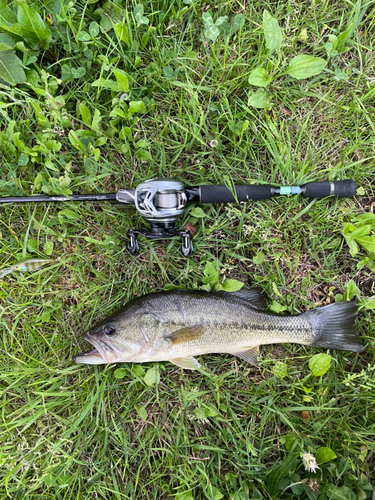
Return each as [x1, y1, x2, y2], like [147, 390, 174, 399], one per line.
[104, 324, 116, 336]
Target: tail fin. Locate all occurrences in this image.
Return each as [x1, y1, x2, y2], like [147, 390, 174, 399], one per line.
[305, 301, 365, 352]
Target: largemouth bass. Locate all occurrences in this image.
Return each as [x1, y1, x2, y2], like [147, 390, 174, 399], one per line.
[75, 288, 364, 369]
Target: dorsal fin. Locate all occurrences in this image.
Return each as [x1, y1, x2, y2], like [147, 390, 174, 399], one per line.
[218, 287, 267, 310]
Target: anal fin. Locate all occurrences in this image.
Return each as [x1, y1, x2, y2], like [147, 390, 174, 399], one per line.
[231, 346, 260, 366]
[170, 356, 201, 370]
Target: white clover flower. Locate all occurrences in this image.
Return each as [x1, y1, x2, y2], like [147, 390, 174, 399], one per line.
[303, 452, 320, 473]
[308, 478, 320, 492]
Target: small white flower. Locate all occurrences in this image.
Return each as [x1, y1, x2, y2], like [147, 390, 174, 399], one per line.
[53, 126, 65, 137]
[209, 139, 218, 148]
[303, 452, 320, 473]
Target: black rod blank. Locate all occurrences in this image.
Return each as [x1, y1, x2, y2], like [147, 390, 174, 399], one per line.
[0, 193, 117, 204]
[0, 179, 357, 206]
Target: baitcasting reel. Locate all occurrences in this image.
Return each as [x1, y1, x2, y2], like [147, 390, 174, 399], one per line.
[117, 179, 198, 256]
[0, 177, 357, 256]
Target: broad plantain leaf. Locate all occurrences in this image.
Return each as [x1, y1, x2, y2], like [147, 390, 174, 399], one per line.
[0, 42, 12, 50]
[221, 279, 243, 292]
[0, 33, 15, 48]
[326, 484, 356, 500]
[309, 353, 331, 376]
[0, 3, 20, 42]
[344, 225, 370, 242]
[17, 2, 51, 50]
[263, 10, 282, 52]
[266, 453, 299, 496]
[0, 2, 17, 25]
[136, 149, 151, 161]
[316, 446, 337, 464]
[355, 235, 375, 253]
[0, 22, 23, 41]
[114, 368, 127, 379]
[286, 55, 327, 80]
[128, 100, 146, 114]
[0, 49, 26, 85]
[144, 366, 159, 386]
[248, 88, 269, 109]
[248, 67, 272, 87]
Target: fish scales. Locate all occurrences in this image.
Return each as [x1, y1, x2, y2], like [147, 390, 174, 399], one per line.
[134, 292, 313, 359]
[75, 288, 364, 370]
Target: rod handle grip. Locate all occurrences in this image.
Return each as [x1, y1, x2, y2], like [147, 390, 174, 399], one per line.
[302, 179, 356, 199]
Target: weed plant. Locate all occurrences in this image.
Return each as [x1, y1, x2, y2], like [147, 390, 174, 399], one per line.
[0, 0, 374, 499]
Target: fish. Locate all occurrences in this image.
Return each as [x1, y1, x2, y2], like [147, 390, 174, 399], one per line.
[12, 258, 54, 272]
[74, 288, 365, 370]
[0, 259, 54, 278]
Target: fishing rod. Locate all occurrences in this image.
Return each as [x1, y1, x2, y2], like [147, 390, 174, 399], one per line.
[0, 178, 357, 256]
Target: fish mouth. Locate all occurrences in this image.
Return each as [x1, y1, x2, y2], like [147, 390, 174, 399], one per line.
[74, 347, 106, 365]
[74, 333, 123, 365]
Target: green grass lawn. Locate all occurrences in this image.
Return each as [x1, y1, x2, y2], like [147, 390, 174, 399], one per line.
[0, 0, 374, 498]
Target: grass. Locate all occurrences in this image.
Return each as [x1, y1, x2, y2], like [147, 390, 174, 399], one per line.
[0, 0, 374, 498]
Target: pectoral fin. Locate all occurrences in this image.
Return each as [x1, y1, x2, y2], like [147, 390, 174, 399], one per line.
[231, 346, 260, 366]
[164, 326, 205, 345]
[170, 356, 201, 370]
